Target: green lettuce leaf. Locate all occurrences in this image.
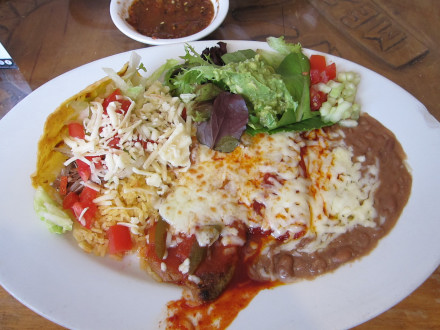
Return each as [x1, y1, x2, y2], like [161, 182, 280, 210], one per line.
[34, 187, 73, 234]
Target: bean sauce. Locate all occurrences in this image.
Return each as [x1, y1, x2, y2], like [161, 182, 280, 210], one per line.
[126, 0, 215, 39]
[249, 114, 412, 282]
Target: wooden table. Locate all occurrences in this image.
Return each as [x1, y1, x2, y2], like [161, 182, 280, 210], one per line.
[0, 0, 439, 328]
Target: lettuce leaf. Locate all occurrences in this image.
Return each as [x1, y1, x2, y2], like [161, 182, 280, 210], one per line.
[197, 92, 249, 152]
[248, 116, 334, 135]
[221, 49, 257, 64]
[34, 187, 73, 234]
[276, 51, 312, 123]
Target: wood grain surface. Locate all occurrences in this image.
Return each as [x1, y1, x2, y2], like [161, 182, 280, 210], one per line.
[0, 0, 439, 328]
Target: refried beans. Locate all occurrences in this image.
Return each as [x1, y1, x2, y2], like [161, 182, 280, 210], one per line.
[248, 113, 412, 281]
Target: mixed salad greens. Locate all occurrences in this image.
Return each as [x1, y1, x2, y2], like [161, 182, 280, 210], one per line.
[163, 36, 360, 151]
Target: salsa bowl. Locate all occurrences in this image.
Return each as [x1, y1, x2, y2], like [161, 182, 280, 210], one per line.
[110, 0, 229, 45]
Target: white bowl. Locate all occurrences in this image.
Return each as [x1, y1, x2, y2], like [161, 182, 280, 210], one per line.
[110, 0, 229, 45]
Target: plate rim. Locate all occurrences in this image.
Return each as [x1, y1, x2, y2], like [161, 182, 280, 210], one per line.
[1, 40, 439, 330]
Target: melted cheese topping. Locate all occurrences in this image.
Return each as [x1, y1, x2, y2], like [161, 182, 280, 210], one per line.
[159, 129, 379, 252]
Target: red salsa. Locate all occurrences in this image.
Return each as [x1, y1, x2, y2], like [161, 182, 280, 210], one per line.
[126, 0, 215, 39]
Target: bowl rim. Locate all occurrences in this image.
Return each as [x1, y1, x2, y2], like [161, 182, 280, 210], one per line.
[109, 0, 229, 45]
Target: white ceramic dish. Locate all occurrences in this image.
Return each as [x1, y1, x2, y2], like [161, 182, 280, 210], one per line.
[0, 41, 439, 330]
[110, 0, 229, 45]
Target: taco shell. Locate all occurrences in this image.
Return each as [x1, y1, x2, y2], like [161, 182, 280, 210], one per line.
[31, 64, 128, 202]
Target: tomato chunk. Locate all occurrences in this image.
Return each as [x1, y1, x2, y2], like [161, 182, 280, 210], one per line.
[324, 62, 336, 81]
[310, 87, 328, 111]
[71, 201, 95, 229]
[85, 156, 103, 169]
[102, 89, 131, 114]
[76, 159, 91, 182]
[108, 225, 133, 254]
[310, 69, 321, 85]
[309, 54, 337, 84]
[102, 89, 121, 112]
[68, 122, 85, 139]
[59, 176, 68, 196]
[119, 99, 132, 113]
[79, 186, 98, 206]
[107, 136, 121, 148]
[309, 54, 327, 72]
[63, 191, 79, 209]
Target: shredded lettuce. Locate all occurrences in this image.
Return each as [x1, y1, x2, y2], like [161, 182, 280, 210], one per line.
[103, 53, 180, 102]
[143, 58, 180, 88]
[267, 36, 302, 55]
[34, 187, 73, 234]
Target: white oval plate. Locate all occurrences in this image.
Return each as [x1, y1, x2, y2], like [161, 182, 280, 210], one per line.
[0, 41, 439, 330]
[110, 0, 229, 45]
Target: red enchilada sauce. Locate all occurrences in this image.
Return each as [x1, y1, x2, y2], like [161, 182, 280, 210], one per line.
[126, 0, 215, 39]
[163, 229, 278, 329]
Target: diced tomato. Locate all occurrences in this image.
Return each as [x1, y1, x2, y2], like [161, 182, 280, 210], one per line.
[76, 159, 91, 182]
[63, 191, 79, 209]
[85, 156, 103, 170]
[309, 53, 337, 85]
[324, 62, 336, 81]
[59, 176, 68, 196]
[310, 87, 328, 111]
[102, 89, 131, 114]
[70, 202, 83, 218]
[319, 71, 330, 84]
[68, 122, 85, 139]
[310, 69, 321, 85]
[71, 201, 95, 229]
[77, 157, 103, 182]
[107, 136, 120, 148]
[118, 99, 132, 113]
[181, 108, 187, 121]
[108, 225, 133, 254]
[102, 89, 121, 112]
[85, 203, 98, 218]
[309, 54, 327, 72]
[79, 186, 98, 206]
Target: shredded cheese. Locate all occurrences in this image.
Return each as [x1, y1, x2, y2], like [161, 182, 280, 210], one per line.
[64, 81, 191, 195]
